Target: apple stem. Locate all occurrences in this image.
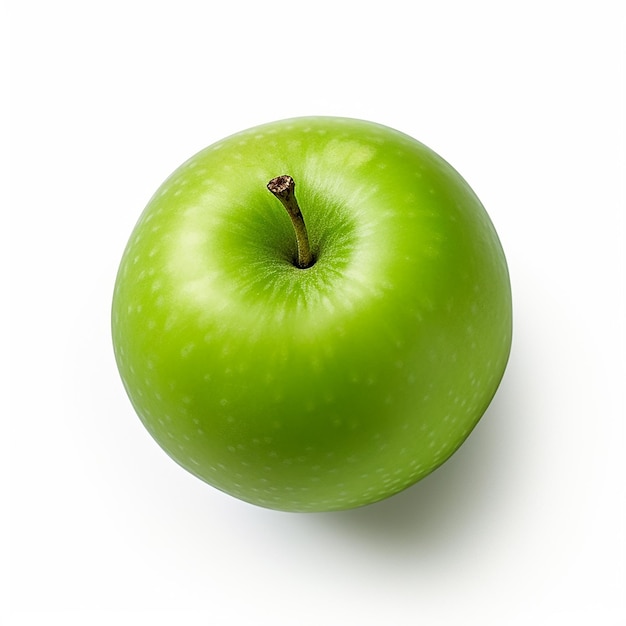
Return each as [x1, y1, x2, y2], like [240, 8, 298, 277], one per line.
[267, 175, 314, 269]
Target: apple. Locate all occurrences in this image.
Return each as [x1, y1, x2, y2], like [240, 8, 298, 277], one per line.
[111, 117, 512, 512]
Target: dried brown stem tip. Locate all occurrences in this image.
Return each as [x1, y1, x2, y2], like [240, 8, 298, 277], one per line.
[267, 175, 295, 197]
[267, 175, 314, 269]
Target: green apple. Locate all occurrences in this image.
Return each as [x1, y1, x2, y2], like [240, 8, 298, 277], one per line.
[111, 117, 512, 512]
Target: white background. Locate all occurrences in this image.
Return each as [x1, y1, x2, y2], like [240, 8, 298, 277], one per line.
[4, 1, 625, 624]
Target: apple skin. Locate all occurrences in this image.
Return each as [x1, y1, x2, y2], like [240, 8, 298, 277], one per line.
[111, 117, 512, 512]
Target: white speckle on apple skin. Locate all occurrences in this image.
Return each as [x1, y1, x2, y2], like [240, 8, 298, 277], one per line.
[180, 344, 195, 358]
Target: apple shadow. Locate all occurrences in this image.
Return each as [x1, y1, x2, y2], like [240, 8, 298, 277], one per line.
[299, 354, 526, 561]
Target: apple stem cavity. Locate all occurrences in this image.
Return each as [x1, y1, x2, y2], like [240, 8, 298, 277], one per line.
[267, 175, 314, 269]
